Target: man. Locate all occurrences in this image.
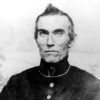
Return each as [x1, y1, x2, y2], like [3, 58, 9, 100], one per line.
[0, 4, 100, 100]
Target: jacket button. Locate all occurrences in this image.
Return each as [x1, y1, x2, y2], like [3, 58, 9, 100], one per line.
[47, 95, 51, 99]
[49, 83, 54, 88]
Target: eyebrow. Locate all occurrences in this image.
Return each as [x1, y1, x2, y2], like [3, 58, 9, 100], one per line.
[37, 29, 48, 34]
[53, 29, 65, 33]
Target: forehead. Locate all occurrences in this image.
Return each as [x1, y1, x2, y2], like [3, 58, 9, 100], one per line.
[37, 15, 70, 30]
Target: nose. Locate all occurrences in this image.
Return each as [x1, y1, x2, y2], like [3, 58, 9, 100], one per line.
[47, 34, 55, 47]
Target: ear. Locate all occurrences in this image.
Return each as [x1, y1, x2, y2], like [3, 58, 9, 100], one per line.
[68, 33, 77, 48]
[68, 40, 73, 48]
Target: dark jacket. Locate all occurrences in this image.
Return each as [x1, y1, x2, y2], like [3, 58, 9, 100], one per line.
[0, 58, 100, 100]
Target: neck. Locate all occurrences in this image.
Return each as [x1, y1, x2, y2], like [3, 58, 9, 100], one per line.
[39, 56, 70, 77]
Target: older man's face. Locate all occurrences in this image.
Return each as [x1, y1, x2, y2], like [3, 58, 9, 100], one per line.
[36, 15, 71, 63]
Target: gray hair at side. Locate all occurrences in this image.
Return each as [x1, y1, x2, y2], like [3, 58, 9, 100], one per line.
[34, 4, 76, 43]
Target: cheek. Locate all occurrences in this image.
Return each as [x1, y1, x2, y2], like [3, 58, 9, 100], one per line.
[58, 41, 69, 56]
[56, 34, 69, 44]
[36, 39, 45, 52]
[61, 43, 68, 51]
[36, 37, 47, 46]
[57, 38, 69, 50]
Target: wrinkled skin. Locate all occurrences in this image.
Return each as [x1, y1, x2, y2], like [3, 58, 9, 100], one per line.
[36, 15, 72, 63]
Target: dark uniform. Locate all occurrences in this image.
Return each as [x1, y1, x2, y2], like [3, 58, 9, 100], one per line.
[0, 56, 100, 100]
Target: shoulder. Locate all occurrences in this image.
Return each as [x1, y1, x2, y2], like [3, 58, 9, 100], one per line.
[70, 66, 100, 89]
[70, 66, 98, 80]
[70, 66, 100, 99]
[2, 66, 39, 90]
[71, 66, 100, 92]
[0, 66, 40, 99]
[5, 66, 39, 87]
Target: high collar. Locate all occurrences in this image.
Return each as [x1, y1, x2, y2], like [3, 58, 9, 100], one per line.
[38, 56, 70, 77]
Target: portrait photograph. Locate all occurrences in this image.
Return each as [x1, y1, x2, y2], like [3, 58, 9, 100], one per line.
[0, 0, 100, 100]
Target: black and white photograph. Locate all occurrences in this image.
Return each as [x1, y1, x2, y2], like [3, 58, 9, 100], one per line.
[0, 0, 100, 100]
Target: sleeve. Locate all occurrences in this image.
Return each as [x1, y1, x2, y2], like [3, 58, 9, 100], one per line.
[83, 76, 100, 100]
[0, 75, 17, 100]
[93, 79, 100, 100]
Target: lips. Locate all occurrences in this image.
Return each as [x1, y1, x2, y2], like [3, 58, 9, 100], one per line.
[45, 50, 58, 54]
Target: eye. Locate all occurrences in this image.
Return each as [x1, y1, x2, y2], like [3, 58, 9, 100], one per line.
[37, 29, 48, 37]
[56, 32, 64, 35]
[54, 29, 65, 37]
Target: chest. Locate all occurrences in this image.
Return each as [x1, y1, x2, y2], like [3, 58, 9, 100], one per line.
[18, 76, 85, 100]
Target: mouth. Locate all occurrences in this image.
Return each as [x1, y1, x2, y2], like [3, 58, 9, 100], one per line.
[45, 50, 58, 54]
